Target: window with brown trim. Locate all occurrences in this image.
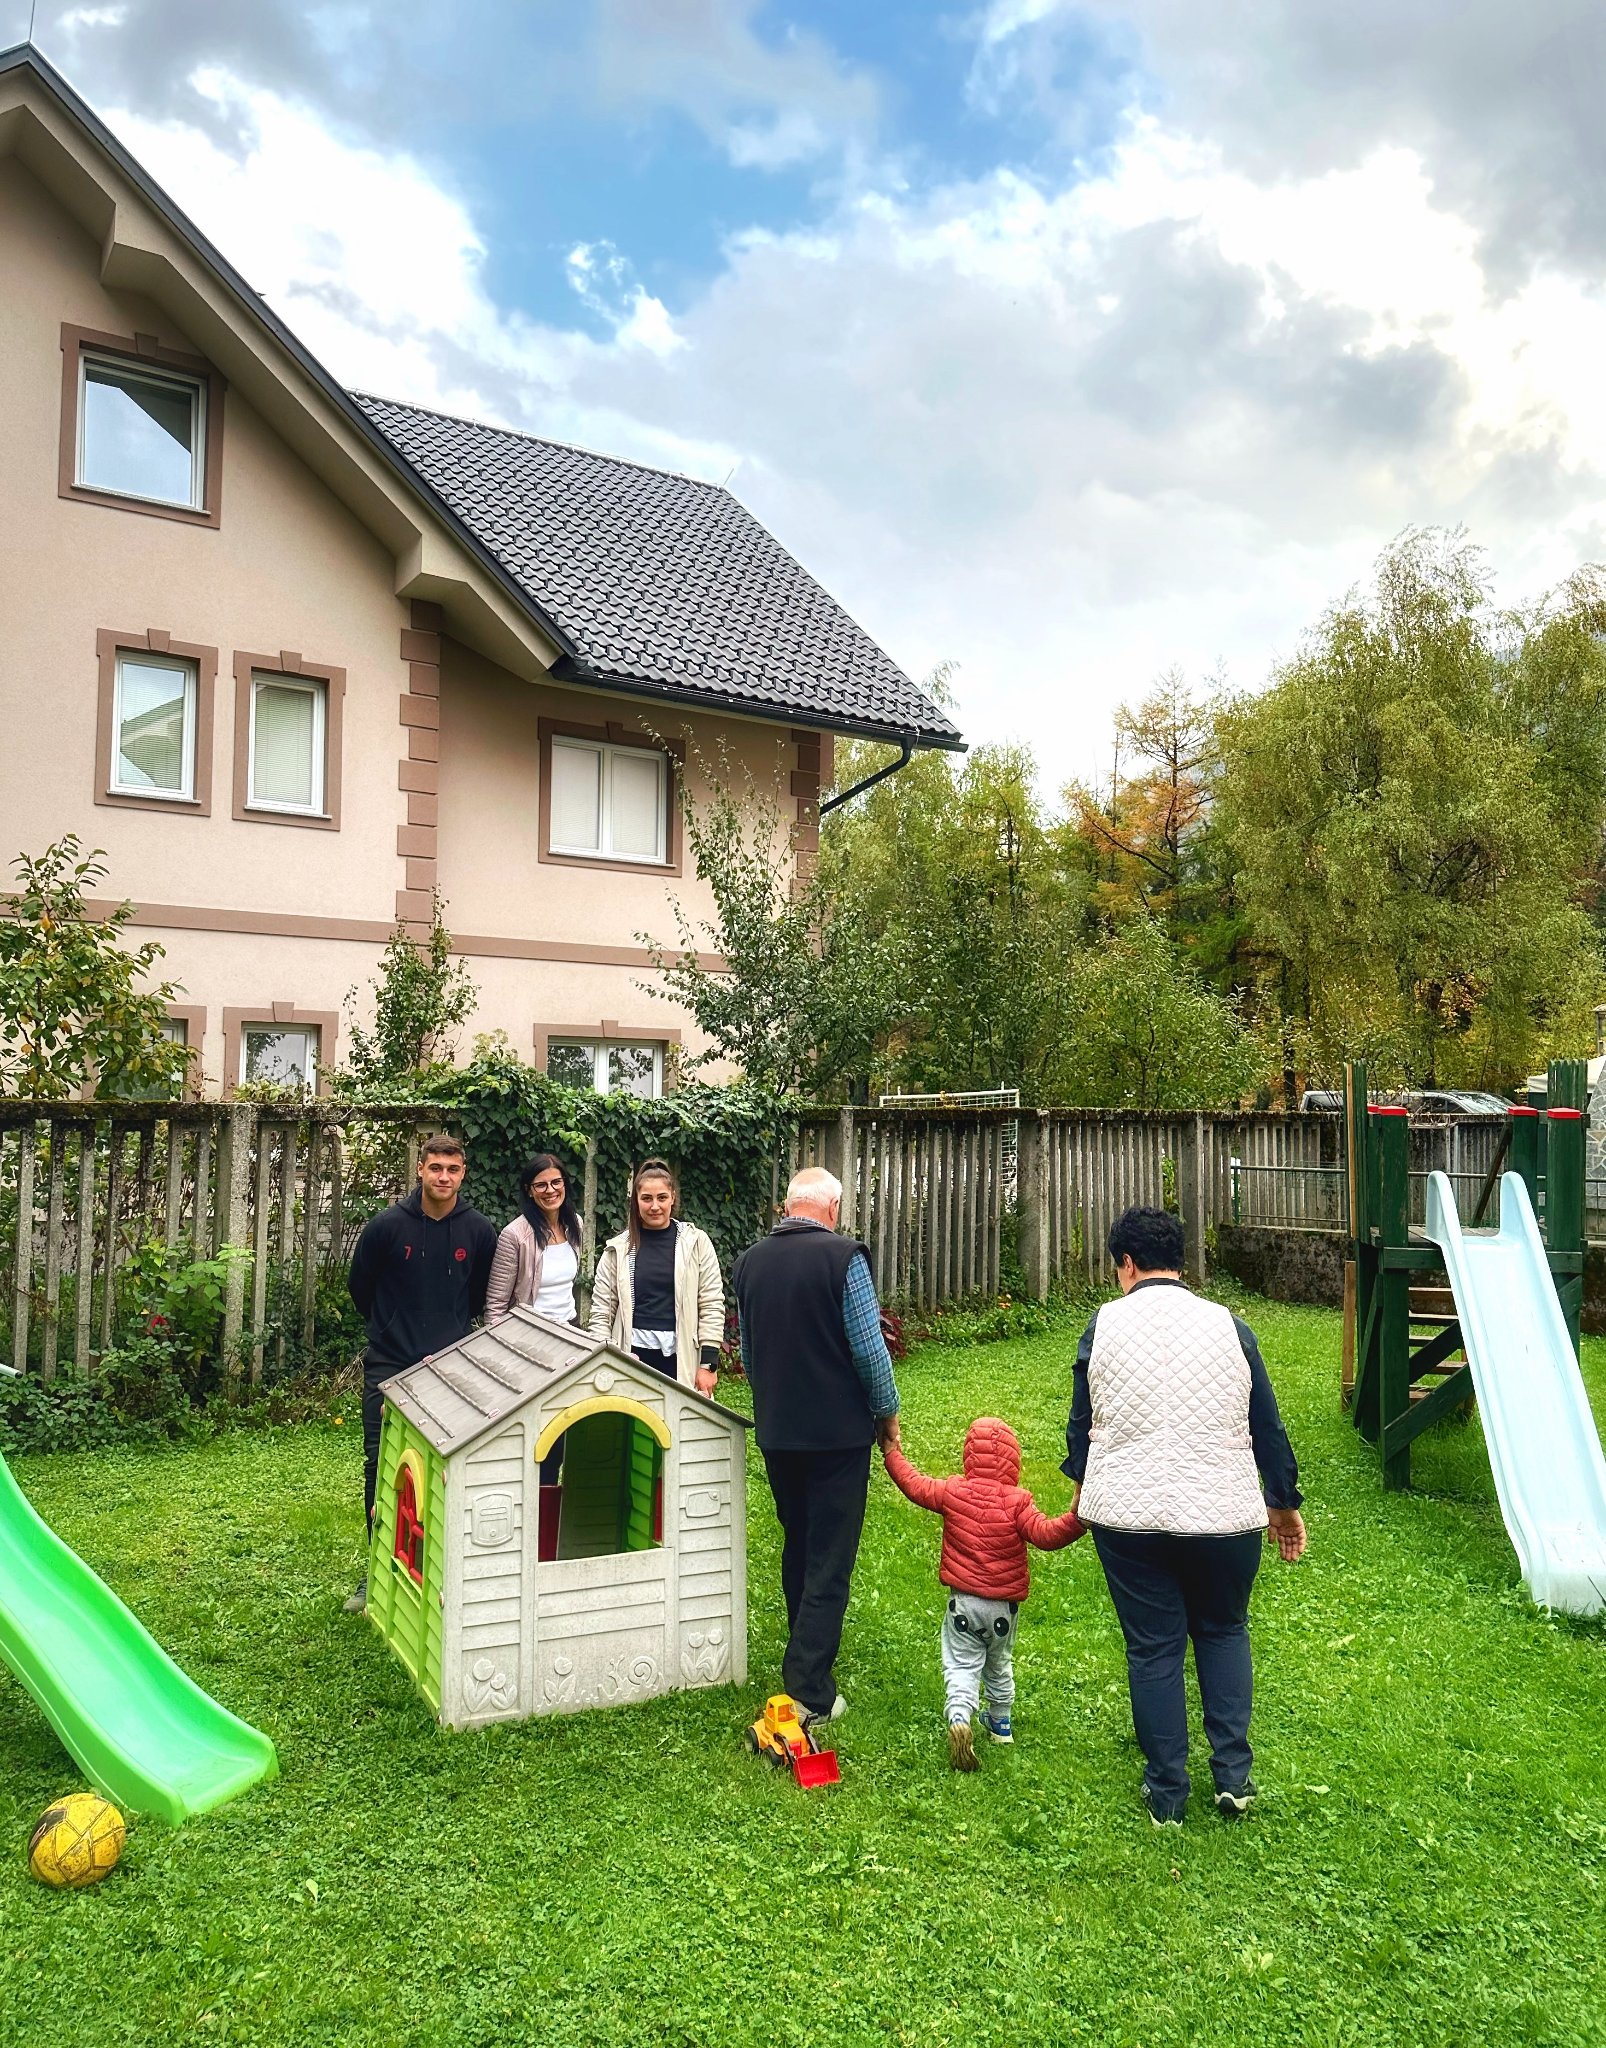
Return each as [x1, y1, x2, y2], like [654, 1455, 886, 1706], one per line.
[59, 324, 225, 527]
[538, 717, 682, 875]
[232, 653, 346, 831]
[222, 1005, 340, 1096]
[94, 628, 218, 816]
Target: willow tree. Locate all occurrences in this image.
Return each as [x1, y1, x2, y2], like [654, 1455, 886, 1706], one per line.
[1215, 530, 1606, 1090]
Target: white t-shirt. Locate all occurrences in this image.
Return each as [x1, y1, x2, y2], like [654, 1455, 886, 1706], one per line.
[534, 1238, 579, 1324]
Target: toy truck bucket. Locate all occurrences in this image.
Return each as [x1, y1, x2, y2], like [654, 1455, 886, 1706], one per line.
[792, 1746, 840, 1789]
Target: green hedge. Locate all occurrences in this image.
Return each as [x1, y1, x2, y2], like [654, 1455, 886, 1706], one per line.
[407, 1049, 795, 1273]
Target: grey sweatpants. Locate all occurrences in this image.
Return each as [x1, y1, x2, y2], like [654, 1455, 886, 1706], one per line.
[940, 1592, 1018, 1723]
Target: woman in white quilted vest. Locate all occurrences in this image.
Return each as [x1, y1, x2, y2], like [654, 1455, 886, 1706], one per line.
[1063, 1206, 1306, 1828]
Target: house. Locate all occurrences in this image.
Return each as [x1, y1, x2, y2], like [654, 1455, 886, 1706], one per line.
[367, 1308, 751, 1729]
[0, 46, 960, 1098]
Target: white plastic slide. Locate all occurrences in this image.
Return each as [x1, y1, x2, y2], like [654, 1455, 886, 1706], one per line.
[1424, 1170, 1606, 1615]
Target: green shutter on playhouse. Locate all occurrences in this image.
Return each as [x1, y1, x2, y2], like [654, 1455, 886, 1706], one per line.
[368, 1412, 445, 1714]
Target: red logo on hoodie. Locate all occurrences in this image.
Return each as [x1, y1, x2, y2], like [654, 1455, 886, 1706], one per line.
[455, 1246, 467, 1261]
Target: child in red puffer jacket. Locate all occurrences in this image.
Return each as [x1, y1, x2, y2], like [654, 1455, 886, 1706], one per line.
[883, 1416, 1084, 1770]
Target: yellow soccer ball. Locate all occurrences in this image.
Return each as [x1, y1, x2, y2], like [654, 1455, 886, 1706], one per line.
[27, 1794, 125, 1889]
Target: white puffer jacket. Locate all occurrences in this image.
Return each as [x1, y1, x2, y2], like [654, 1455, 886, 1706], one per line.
[1078, 1286, 1268, 1536]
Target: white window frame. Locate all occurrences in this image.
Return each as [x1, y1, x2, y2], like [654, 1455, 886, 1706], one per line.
[110, 651, 198, 801]
[77, 350, 208, 512]
[547, 1039, 664, 1097]
[240, 1024, 319, 1091]
[550, 736, 669, 864]
[247, 671, 328, 816]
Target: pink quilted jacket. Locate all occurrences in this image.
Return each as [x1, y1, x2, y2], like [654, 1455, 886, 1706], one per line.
[883, 1416, 1085, 1603]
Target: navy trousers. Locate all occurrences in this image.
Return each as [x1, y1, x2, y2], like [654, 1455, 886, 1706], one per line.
[761, 1444, 872, 1717]
[1092, 1526, 1262, 1812]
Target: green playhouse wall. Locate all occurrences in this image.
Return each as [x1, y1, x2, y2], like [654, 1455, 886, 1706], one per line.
[368, 1411, 446, 1714]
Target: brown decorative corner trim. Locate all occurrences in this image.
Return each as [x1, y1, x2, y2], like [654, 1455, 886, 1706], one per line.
[407, 662, 441, 698]
[398, 760, 439, 794]
[222, 1004, 340, 1098]
[93, 627, 218, 816]
[409, 600, 444, 634]
[400, 627, 441, 663]
[396, 824, 436, 859]
[167, 1003, 207, 1100]
[398, 693, 440, 730]
[537, 715, 684, 877]
[409, 726, 440, 762]
[406, 793, 439, 827]
[231, 652, 346, 831]
[533, 1020, 683, 1068]
[59, 324, 225, 529]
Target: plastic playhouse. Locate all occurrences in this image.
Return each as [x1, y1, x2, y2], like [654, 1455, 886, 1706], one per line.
[367, 1309, 752, 1727]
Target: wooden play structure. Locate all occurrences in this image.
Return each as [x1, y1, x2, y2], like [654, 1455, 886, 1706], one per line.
[366, 1311, 751, 1729]
[1343, 1059, 1586, 1489]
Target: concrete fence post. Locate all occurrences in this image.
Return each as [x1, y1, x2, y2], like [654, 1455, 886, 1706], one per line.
[1018, 1112, 1051, 1299]
[1178, 1111, 1209, 1285]
[826, 1107, 858, 1235]
[216, 1100, 256, 1389]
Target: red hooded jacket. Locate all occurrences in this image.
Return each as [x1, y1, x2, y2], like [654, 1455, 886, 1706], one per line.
[883, 1417, 1085, 1603]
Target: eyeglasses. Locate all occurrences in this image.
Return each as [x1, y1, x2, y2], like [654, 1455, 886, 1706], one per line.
[530, 1178, 565, 1194]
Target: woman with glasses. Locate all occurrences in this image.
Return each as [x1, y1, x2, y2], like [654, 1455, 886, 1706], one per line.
[486, 1152, 585, 1325]
[589, 1158, 724, 1393]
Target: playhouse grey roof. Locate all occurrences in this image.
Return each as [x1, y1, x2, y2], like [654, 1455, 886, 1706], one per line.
[352, 394, 964, 751]
[380, 1309, 751, 1458]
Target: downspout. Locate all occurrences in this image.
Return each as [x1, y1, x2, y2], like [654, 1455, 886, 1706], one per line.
[818, 741, 914, 816]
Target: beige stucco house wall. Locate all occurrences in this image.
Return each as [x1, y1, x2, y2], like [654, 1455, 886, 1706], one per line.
[0, 50, 955, 1102]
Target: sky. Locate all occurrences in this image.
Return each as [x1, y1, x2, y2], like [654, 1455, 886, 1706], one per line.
[11, 0, 1606, 792]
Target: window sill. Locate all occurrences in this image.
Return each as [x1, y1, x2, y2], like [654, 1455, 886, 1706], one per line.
[240, 803, 339, 831]
[541, 846, 675, 875]
[97, 787, 205, 814]
[63, 480, 218, 529]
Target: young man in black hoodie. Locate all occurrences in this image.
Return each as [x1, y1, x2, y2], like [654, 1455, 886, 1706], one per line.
[343, 1133, 496, 1611]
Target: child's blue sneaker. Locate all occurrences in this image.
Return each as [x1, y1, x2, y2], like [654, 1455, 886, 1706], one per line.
[980, 1710, 1012, 1745]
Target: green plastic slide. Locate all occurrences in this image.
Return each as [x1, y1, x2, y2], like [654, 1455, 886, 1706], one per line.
[0, 1449, 277, 1824]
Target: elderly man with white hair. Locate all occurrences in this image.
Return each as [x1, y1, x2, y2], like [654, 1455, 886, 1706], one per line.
[732, 1165, 902, 1725]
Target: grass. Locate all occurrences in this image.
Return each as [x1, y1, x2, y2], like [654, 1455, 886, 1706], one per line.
[3, 1293, 1606, 2047]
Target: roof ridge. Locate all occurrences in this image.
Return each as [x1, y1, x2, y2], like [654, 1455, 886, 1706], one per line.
[351, 390, 731, 496]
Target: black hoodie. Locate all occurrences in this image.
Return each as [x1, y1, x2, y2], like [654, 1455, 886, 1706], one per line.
[347, 1185, 498, 1372]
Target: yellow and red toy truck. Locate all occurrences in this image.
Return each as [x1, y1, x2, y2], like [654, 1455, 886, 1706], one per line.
[744, 1694, 840, 1788]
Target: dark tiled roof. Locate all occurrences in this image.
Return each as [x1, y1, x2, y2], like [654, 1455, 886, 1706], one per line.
[353, 394, 961, 748]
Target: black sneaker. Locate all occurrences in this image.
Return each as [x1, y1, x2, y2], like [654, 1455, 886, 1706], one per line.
[342, 1575, 367, 1614]
[1215, 1780, 1258, 1821]
[1142, 1782, 1186, 1828]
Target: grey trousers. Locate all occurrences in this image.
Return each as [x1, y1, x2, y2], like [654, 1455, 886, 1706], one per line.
[940, 1592, 1018, 1722]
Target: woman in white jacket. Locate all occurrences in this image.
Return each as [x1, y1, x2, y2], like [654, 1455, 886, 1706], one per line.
[589, 1159, 724, 1394]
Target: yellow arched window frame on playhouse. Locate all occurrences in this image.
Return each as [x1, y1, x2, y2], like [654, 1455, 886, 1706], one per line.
[535, 1398, 670, 1558]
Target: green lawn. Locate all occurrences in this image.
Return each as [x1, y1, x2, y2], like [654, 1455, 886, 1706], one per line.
[4, 1296, 1606, 2047]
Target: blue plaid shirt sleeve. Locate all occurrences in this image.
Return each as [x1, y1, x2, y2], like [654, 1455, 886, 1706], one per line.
[842, 1252, 899, 1418]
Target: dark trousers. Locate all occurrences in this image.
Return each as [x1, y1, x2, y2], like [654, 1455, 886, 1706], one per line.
[362, 1354, 390, 1531]
[761, 1444, 872, 1716]
[1092, 1526, 1262, 1810]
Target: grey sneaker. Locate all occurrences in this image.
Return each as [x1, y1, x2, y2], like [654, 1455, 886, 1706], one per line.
[342, 1575, 367, 1614]
[947, 1720, 978, 1772]
[1215, 1780, 1258, 1821]
[798, 1694, 847, 1727]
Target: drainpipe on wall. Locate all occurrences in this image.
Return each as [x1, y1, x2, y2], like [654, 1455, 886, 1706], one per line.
[818, 741, 914, 817]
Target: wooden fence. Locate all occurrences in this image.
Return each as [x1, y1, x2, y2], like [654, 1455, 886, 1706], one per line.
[0, 1097, 1529, 1379]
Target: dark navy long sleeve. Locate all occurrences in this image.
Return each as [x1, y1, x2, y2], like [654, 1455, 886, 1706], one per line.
[1062, 1284, 1303, 1510]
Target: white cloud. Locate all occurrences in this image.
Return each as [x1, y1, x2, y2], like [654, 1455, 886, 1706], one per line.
[94, 60, 1606, 795]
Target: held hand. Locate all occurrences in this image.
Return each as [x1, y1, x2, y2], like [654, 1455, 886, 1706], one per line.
[694, 1368, 718, 1397]
[1266, 1507, 1307, 1561]
[877, 1415, 902, 1454]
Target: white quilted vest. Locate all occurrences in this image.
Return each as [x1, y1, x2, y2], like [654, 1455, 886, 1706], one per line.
[1079, 1287, 1268, 1536]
